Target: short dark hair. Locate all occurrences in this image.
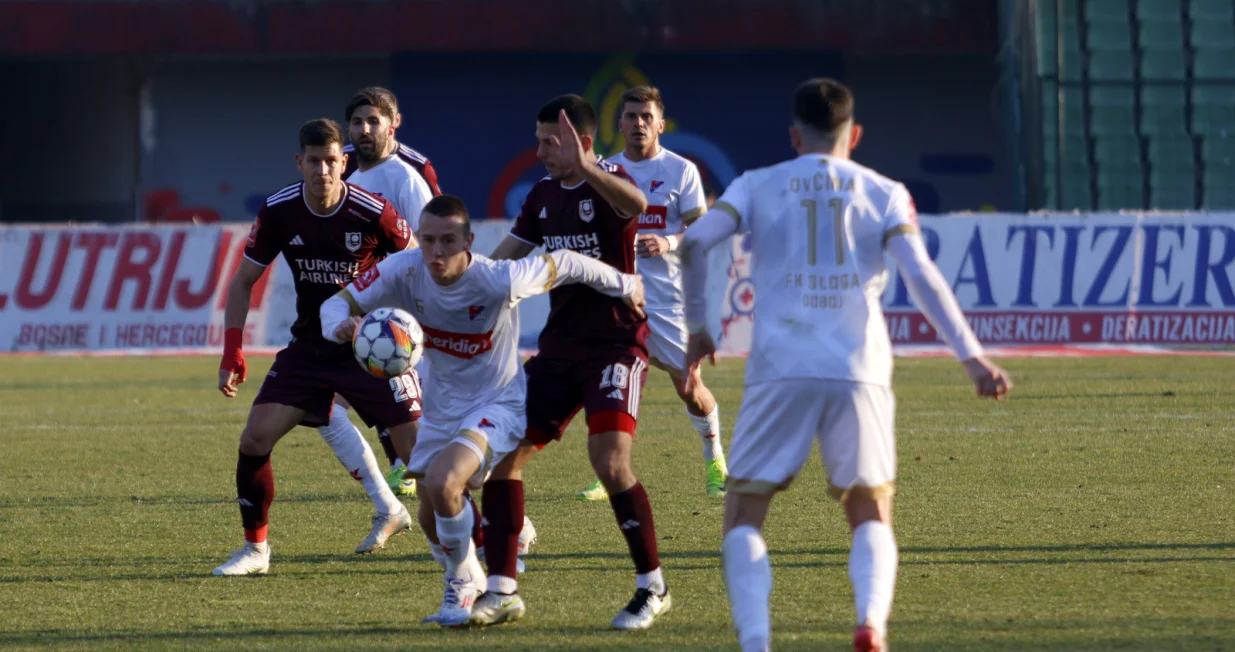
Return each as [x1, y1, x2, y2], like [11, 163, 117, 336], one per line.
[422, 194, 471, 236]
[299, 118, 345, 152]
[345, 87, 399, 123]
[537, 94, 597, 137]
[792, 78, 855, 140]
[620, 86, 664, 115]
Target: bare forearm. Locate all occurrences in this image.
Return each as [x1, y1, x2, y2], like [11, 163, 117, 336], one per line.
[581, 165, 646, 217]
[224, 277, 252, 330]
[491, 235, 536, 261]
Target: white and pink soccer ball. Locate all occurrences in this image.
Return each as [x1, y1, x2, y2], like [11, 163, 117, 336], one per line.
[352, 307, 425, 379]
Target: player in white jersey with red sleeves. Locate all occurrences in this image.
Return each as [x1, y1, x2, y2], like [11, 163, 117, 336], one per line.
[680, 79, 1013, 652]
[320, 195, 646, 627]
[574, 86, 728, 502]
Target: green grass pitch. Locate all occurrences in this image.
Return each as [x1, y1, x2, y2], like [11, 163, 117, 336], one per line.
[1, 355, 1233, 650]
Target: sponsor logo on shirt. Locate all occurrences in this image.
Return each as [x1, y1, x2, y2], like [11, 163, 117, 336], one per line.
[579, 199, 595, 223]
[637, 205, 668, 229]
[543, 232, 601, 259]
[247, 218, 260, 249]
[420, 324, 494, 359]
[353, 265, 381, 291]
[345, 232, 362, 252]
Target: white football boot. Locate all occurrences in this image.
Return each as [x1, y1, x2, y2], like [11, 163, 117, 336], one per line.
[426, 558, 485, 627]
[611, 583, 672, 630]
[355, 507, 413, 554]
[468, 590, 527, 626]
[212, 542, 271, 576]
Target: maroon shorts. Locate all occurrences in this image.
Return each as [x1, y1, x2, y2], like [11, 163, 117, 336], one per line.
[523, 348, 649, 448]
[253, 345, 422, 429]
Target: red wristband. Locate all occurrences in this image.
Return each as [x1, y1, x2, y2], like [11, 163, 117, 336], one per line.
[224, 328, 244, 352]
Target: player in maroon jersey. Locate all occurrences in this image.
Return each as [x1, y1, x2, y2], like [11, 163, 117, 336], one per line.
[470, 95, 670, 630]
[212, 119, 421, 576]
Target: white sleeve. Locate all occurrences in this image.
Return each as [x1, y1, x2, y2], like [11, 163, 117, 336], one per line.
[678, 163, 708, 225]
[399, 171, 434, 232]
[886, 233, 984, 361]
[507, 250, 638, 304]
[320, 252, 413, 342]
[681, 207, 741, 332]
[711, 172, 752, 233]
[881, 183, 921, 248]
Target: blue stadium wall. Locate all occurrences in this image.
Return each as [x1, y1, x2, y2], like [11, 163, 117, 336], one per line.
[115, 52, 1010, 225]
[393, 52, 1011, 217]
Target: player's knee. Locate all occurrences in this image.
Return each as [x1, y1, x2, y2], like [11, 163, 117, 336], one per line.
[239, 425, 279, 455]
[843, 493, 893, 530]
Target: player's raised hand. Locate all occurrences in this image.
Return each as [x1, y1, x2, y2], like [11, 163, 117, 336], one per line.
[683, 330, 717, 394]
[332, 316, 363, 344]
[557, 109, 588, 174]
[963, 357, 1013, 400]
[624, 276, 647, 319]
[636, 233, 670, 258]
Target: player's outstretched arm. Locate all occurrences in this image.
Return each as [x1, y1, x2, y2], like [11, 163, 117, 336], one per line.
[320, 289, 364, 344]
[886, 233, 1012, 400]
[508, 250, 645, 317]
[490, 235, 537, 261]
[218, 258, 266, 397]
[679, 208, 741, 390]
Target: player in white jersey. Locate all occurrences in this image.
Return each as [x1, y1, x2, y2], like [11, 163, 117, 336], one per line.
[321, 195, 646, 627]
[344, 88, 435, 231]
[680, 79, 1013, 652]
[574, 86, 728, 502]
[324, 87, 436, 499]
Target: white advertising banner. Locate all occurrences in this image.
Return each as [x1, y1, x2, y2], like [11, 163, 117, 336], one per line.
[3, 213, 1232, 354]
[716, 212, 1235, 352]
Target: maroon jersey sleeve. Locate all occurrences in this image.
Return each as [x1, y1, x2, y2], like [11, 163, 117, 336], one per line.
[510, 185, 544, 246]
[599, 160, 640, 219]
[244, 204, 281, 266]
[418, 160, 443, 197]
[377, 199, 413, 254]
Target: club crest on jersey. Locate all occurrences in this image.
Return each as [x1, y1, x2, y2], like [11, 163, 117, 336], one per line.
[649, 180, 665, 193]
[468, 305, 486, 321]
[579, 199, 595, 223]
[478, 418, 496, 430]
[345, 232, 362, 252]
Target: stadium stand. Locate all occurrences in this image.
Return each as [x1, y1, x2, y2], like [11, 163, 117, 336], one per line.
[1035, 0, 1235, 210]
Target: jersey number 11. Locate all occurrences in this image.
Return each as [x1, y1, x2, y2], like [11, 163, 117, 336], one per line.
[800, 198, 846, 267]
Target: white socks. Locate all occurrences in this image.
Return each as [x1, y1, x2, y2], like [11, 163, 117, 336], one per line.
[849, 521, 898, 637]
[722, 526, 771, 652]
[688, 405, 724, 461]
[434, 507, 476, 574]
[487, 574, 518, 594]
[318, 406, 402, 516]
[636, 566, 665, 592]
[428, 540, 448, 570]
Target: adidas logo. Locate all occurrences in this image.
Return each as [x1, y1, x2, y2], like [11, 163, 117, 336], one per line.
[289, 235, 305, 245]
[607, 389, 624, 400]
[619, 519, 640, 530]
[237, 498, 254, 507]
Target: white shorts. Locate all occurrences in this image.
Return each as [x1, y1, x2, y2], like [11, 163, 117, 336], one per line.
[728, 378, 896, 501]
[407, 404, 525, 490]
[644, 309, 688, 373]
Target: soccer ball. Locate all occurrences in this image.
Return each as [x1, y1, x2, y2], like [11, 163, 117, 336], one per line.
[352, 307, 424, 379]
